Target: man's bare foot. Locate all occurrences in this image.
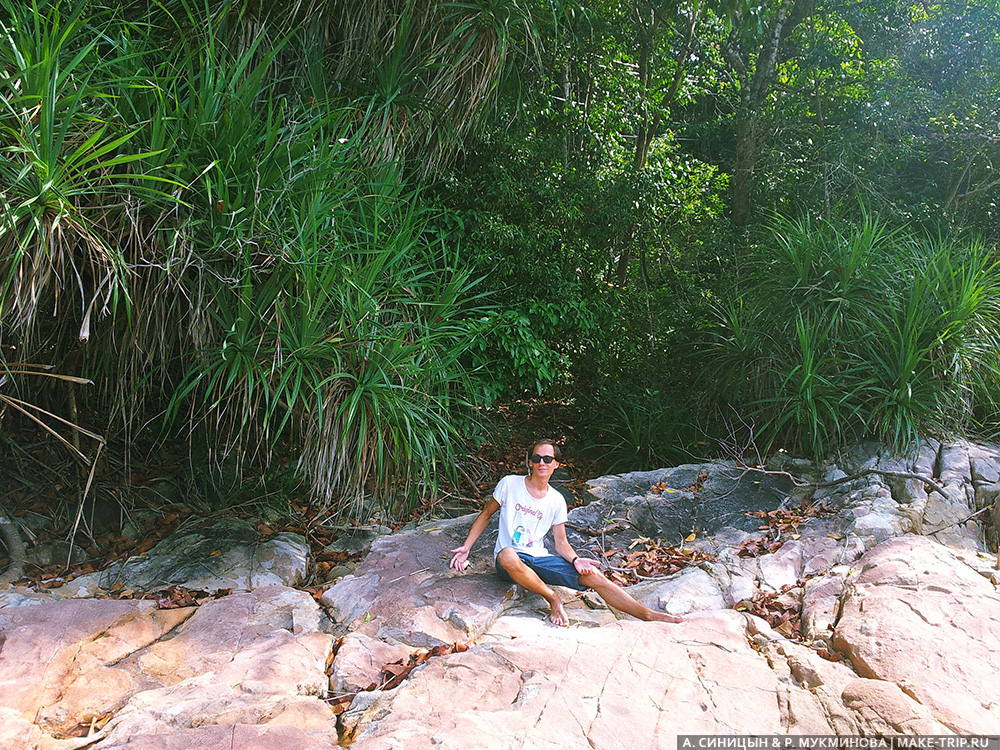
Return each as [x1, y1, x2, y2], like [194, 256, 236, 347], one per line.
[546, 596, 569, 626]
[650, 611, 683, 623]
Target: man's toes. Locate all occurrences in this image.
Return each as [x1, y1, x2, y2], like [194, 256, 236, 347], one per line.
[546, 601, 569, 627]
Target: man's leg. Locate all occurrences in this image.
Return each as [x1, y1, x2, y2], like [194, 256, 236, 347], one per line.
[580, 569, 683, 623]
[496, 547, 569, 626]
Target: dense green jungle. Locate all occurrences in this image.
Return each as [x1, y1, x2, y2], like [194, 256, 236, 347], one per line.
[2, 0, 999, 548]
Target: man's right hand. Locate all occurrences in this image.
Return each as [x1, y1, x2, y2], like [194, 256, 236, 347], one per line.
[449, 545, 471, 571]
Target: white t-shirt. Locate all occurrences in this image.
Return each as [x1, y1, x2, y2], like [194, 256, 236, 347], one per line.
[491, 474, 568, 559]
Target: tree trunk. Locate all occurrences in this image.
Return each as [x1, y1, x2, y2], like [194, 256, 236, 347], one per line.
[0, 514, 25, 586]
[731, 117, 761, 226]
[726, 0, 814, 226]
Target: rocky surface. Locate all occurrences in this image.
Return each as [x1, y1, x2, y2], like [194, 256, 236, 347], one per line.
[568, 462, 797, 553]
[321, 514, 516, 647]
[2, 439, 999, 749]
[337, 440, 999, 747]
[346, 535, 997, 747]
[0, 587, 336, 749]
[48, 519, 309, 598]
[832, 536, 1000, 733]
[828, 438, 986, 549]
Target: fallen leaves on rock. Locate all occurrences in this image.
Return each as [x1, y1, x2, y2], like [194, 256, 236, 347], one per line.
[687, 471, 708, 492]
[735, 536, 785, 557]
[648, 471, 707, 496]
[748, 500, 827, 534]
[326, 642, 470, 715]
[736, 580, 843, 662]
[603, 539, 715, 586]
[736, 584, 802, 637]
[303, 586, 327, 603]
[375, 643, 469, 691]
[91, 584, 232, 609]
[737, 500, 828, 558]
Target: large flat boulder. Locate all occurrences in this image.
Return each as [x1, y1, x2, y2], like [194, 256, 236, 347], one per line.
[0, 598, 190, 724]
[321, 514, 515, 647]
[96, 724, 334, 750]
[346, 609, 947, 748]
[571, 463, 797, 553]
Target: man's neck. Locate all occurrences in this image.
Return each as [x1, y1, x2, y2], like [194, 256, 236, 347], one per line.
[524, 473, 549, 493]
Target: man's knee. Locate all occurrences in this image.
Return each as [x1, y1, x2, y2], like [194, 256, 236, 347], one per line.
[497, 547, 523, 570]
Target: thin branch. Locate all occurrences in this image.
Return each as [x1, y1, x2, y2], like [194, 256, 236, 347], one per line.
[731, 463, 949, 499]
[565, 521, 632, 537]
[66, 440, 106, 568]
[924, 505, 990, 536]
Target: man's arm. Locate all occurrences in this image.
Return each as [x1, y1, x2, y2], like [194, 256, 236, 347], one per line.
[449, 497, 501, 571]
[551, 523, 597, 575]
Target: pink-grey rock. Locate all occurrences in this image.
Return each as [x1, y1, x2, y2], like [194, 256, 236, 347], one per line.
[330, 632, 414, 694]
[832, 535, 1000, 733]
[801, 568, 847, 644]
[321, 514, 515, 647]
[920, 496, 980, 549]
[0, 598, 187, 731]
[841, 678, 950, 734]
[336, 493, 998, 746]
[350, 610, 940, 750]
[97, 724, 334, 750]
[737, 535, 864, 593]
[353, 611, 829, 748]
[629, 566, 726, 614]
[0, 587, 338, 749]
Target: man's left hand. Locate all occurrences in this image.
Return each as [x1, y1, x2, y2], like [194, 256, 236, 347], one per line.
[573, 557, 597, 575]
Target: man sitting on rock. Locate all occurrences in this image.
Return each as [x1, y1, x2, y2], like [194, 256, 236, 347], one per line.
[449, 439, 683, 626]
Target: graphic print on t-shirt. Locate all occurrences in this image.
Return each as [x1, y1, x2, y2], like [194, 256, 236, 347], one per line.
[512, 501, 544, 547]
[512, 524, 526, 545]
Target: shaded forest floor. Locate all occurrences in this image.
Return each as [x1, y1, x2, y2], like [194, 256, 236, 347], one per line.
[0, 399, 612, 590]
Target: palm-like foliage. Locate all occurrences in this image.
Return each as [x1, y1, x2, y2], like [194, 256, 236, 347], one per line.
[1, 0, 511, 515]
[0, 0, 169, 338]
[707, 214, 1000, 455]
[306, 0, 543, 170]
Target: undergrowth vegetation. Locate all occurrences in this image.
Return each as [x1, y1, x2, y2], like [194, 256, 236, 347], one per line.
[708, 216, 1000, 456]
[2, 0, 999, 517]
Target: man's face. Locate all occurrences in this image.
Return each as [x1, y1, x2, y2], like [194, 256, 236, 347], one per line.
[528, 443, 559, 479]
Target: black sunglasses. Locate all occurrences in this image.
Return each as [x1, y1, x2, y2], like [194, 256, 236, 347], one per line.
[529, 454, 556, 464]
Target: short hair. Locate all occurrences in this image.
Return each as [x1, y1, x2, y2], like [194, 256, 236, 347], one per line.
[525, 439, 562, 465]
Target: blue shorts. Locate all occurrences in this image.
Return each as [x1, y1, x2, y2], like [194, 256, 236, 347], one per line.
[495, 550, 587, 591]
